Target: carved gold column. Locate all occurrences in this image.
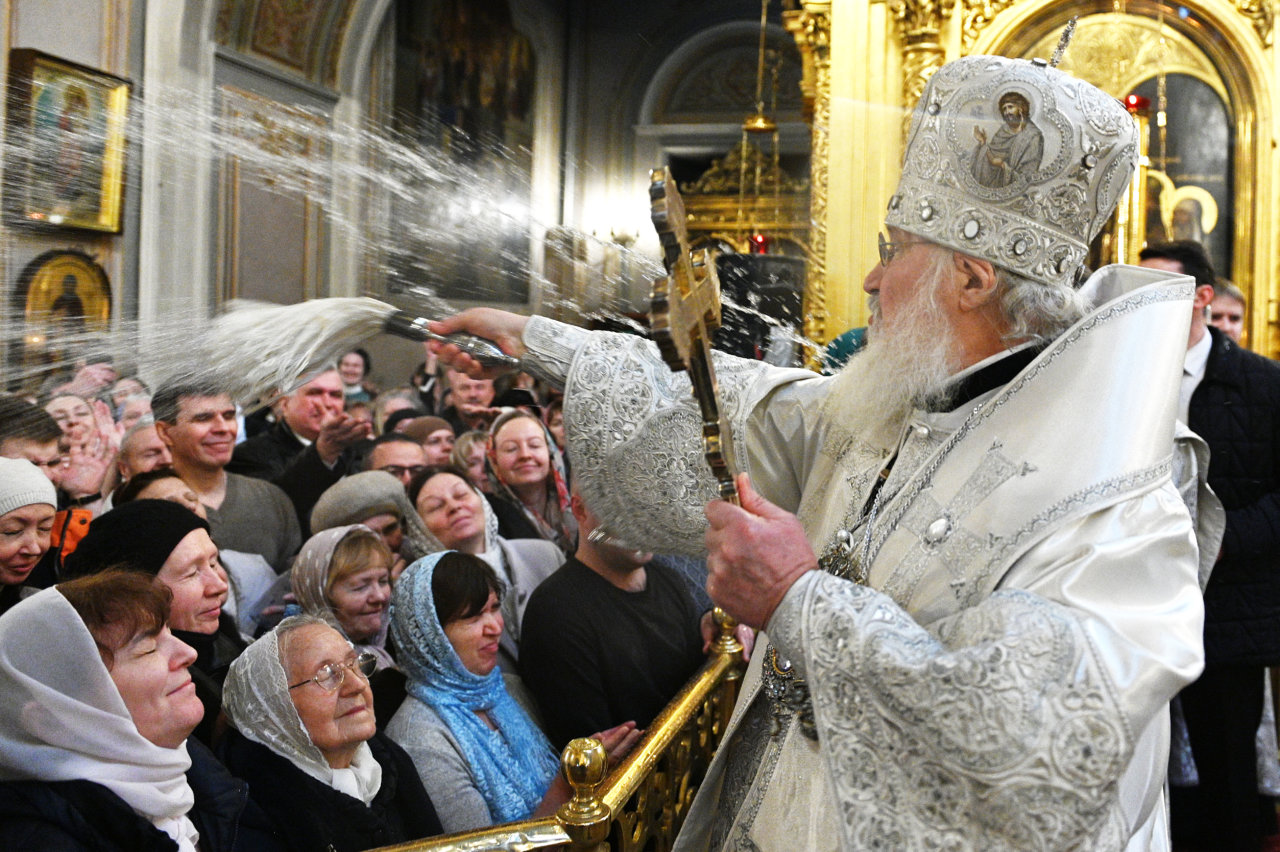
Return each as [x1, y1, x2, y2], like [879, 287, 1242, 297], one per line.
[784, 1, 832, 346]
[1112, 100, 1152, 266]
[888, 0, 955, 110]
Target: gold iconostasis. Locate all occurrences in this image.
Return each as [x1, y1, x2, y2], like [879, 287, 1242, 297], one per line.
[784, 0, 1278, 356]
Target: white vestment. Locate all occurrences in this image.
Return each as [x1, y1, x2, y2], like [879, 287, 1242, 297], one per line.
[520, 265, 1207, 851]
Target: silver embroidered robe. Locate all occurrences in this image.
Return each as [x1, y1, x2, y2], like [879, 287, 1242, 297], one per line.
[520, 265, 1206, 851]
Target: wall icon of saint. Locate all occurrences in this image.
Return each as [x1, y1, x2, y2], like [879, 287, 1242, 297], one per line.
[971, 91, 1044, 188]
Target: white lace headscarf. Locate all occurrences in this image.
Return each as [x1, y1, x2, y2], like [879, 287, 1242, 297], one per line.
[222, 615, 382, 804]
[0, 588, 200, 852]
[290, 525, 394, 670]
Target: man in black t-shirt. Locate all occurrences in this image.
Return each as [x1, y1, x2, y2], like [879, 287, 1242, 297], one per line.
[518, 485, 731, 749]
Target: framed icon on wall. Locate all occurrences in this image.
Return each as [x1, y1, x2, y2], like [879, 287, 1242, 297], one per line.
[4, 49, 131, 233]
[8, 249, 112, 392]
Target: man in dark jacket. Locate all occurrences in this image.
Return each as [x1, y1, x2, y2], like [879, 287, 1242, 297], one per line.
[1141, 240, 1280, 851]
[228, 368, 370, 536]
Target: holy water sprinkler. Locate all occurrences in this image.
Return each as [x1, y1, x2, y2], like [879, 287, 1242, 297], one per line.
[206, 297, 517, 410]
[381, 311, 519, 369]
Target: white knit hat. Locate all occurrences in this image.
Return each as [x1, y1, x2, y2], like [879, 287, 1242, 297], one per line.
[0, 458, 57, 517]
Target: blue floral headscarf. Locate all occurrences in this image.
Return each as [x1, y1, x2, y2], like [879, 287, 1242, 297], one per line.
[390, 552, 558, 823]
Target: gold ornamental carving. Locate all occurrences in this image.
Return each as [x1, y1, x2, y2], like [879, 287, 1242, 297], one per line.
[220, 87, 326, 192]
[784, 1, 831, 123]
[960, 0, 1020, 49]
[784, 1, 832, 344]
[680, 140, 809, 196]
[1021, 14, 1228, 102]
[1235, 0, 1275, 45]
[888, 0, 956, 108]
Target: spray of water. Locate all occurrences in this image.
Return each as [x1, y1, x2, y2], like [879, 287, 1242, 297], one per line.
[2, 79, 830, 406]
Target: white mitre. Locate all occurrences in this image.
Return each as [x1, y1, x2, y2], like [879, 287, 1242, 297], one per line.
[885, 54, 1139, 289]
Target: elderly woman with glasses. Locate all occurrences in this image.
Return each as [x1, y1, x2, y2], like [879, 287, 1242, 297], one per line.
[220, 616, 442, 851]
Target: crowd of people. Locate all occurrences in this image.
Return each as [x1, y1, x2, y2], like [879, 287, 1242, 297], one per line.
[0, 346, 735, 850]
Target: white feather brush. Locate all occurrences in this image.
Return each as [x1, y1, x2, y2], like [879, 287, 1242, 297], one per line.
[206, 297, 516, 409]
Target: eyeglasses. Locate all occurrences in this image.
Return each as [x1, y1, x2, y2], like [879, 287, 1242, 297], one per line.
[379, 464, 427, 480]
[878, 232, 926, 267]
[288, 652, 377, 692]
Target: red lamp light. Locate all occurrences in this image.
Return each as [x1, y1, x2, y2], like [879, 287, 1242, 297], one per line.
[1124, 94, 1149, 114]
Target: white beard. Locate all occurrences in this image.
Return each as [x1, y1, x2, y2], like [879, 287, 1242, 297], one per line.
[822, 253, 960, 449]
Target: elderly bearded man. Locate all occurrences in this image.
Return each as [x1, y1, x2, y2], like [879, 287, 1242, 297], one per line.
[433, 56, 1207, 851]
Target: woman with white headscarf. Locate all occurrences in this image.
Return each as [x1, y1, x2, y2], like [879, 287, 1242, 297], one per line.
[63, 499, 240, 746]
[220, 615, 441, 851]
[0, 571, 280, 851]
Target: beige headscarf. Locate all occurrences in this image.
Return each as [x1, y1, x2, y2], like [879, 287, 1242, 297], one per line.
[290, 525, 395, 671]
[310, 470, 436, 563]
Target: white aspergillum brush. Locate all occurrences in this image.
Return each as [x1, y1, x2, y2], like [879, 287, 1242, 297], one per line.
[207, 296, 517, 409]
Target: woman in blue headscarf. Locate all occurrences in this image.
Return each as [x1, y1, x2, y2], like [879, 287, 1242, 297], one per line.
[386, 551, 638, 832]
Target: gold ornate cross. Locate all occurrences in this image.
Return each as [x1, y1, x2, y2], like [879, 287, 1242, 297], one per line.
[648, 166, 739, 506]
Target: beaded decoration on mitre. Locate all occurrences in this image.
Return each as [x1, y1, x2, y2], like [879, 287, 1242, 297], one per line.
[884, 55, 1138, 289]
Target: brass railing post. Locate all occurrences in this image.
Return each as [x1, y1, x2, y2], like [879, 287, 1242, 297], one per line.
[710, 607, 745, 672]
[367, 638, 749, 852]
[557, 737, 610, 850]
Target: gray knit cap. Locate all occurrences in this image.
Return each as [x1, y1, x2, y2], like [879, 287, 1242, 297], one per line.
[310, 470, 438, 563]
[0, 458, 57, 517]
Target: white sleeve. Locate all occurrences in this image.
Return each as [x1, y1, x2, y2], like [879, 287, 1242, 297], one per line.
[524, 316, 815, 554]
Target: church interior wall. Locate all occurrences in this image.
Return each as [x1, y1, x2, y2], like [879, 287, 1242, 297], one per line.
[1, 0, 141, 363]
[562, 2, 807, 300]
[2, 0, 805, 389]
[6, 0, 1276, 388]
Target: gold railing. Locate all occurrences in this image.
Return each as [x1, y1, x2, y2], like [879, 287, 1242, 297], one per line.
[373, 613, 748, 852]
